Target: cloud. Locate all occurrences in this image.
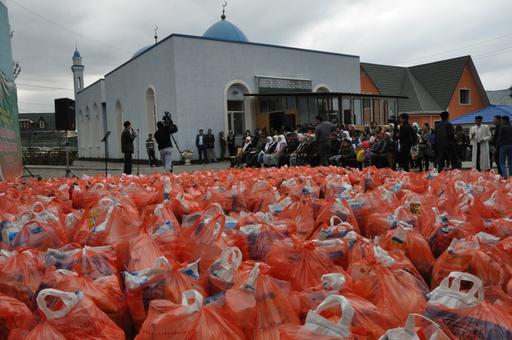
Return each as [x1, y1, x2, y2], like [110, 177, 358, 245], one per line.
[6, 0, 512, 113]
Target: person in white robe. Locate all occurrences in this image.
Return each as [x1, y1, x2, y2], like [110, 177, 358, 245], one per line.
[469, 116, 491, 171]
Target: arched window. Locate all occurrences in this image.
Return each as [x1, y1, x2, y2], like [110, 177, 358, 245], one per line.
[226, 83, 248, 137]
[145, 87, 157, 134]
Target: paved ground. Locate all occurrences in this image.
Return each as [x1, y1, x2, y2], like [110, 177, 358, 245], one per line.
[23, 160, 477, 179]
[23, 160, 231, 178]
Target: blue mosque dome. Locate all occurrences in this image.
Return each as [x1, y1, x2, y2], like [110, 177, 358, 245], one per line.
[132, 45, 152, 59]
[203, 14, 249, 43]
[73, 48, 81, 58]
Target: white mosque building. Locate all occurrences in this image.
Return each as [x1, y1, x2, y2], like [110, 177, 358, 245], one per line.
[73, 10, 396, 161]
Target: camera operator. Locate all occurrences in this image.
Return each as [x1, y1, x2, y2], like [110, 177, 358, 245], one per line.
[154, 112, 178, 173]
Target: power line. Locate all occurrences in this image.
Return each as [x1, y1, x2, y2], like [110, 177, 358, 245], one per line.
[405, 31, 512, 64]
[473, 45, 512, 59]
[8, 0, 132, 53]
[17, 83, 73, 91]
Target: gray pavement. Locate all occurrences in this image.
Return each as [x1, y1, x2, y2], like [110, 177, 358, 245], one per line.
[23, 160, 476, 179]
[23, 160, 231, 178]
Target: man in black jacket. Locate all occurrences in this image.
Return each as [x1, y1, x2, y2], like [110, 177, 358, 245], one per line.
[205, 128, 217, 162]
[121, 121, 136, 175]
[497, 115, 512, 178]
[154, 113, 178, 173]
[398, 113, 415, 171]
[434, 111, 457, 171]
[492, 115, 502, 175]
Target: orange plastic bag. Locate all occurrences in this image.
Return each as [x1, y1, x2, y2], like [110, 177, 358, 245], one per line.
[316, 199, 360, 235]
[0, 292, 37, 339]
[124, 256, 204, 329]
[379, 313, 452, 340]
[425, 272, 512, 339]
[289, 273, 348, 320]
[382, 223, 434, 281]
[278, 198, 316, 240]
[0, 250, 44, 309]
[47, 269, 132, 335]
[232, 262, 300, 339]
[206, 247, 243, 295]
[431, 237, 507, 289]
[27, 288, 124, 340]
[266, 237, 348, 291]
[280, 295, 356, 340]
[349, 246, 428, 326]
[136, 290, 244, 340]
[73, 196, 142, 247]
[45, 244, 119, 279]
[309, 216, 355, 241]
[127, 233, 163, 272]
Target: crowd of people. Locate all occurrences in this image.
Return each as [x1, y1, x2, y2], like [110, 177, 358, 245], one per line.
[120, 110, 511, 178]
[225, 112, 512, 178]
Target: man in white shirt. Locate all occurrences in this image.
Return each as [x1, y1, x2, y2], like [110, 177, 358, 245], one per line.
[470, 116, 492, 171]
[195, 129, 208, 164]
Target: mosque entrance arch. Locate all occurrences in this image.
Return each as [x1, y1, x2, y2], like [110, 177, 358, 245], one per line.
[226, 83, 249, 139]
[145, 87, 157, 135]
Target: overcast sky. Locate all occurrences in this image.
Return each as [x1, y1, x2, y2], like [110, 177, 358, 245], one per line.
[4, 0, 512, 113]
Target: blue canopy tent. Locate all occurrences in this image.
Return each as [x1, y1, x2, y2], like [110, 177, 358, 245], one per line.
[451, 105, 512, 125]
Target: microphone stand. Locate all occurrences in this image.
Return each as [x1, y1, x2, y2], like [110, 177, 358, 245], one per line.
[100, 131, 111, 177]
[136, 128, 140, 175]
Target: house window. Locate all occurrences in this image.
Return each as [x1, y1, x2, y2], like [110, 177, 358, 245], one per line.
[39, 119, 46, 129]
[459, 89, 470, 105]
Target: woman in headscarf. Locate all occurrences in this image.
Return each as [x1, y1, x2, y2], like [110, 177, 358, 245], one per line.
[262, 136, 279, 166]
[257, 136, 274, 166]
[231, 136, 253, 168]
[266, 135, 287, 167]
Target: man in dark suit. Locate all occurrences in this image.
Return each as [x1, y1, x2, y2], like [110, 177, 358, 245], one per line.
[205, 128, 217, 162]
[398, 113, 415, 171]
[121, 120, 136, 175]
[196, 129, 208, 164]
[435, 111, 457, 171]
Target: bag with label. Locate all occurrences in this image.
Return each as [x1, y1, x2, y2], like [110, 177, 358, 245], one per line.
[222, 263, 259, 339]
[136, 290, 244, 340]
[124, 256, 204, 329]
[27, 289, 124, 340]
[382, 223, 434, 281]
[45, 244, 119, 280]
[425, 272, 512, 339]
[206, 247, 243, 295]
[310, 216, 355, 242]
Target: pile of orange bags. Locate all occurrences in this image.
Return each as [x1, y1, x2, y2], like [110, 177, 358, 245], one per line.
[0, 166, 512, 339]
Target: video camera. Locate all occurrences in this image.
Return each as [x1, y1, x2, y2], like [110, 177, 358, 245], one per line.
[162, 111, 173, 125]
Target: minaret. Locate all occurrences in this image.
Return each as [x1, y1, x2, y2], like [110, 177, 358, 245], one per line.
[71, 48, 84, 98]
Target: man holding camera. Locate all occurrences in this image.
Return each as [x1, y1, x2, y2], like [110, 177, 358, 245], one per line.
[154, 112, 178, 173]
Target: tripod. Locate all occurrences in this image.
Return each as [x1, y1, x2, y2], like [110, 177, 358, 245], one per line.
[64, 130, 78, 178]
[100, 131, 111, 177]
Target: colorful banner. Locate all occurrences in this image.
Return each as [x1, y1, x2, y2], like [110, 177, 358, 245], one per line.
[0, 70, 22, 181]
